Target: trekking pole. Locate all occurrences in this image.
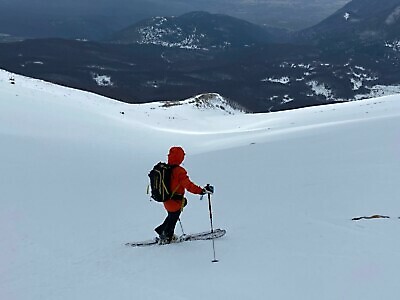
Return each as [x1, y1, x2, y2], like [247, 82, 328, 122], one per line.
[178, 218, 185, 236]
[207, 189, 219, 263]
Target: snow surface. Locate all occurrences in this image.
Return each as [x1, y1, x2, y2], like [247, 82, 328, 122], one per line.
[1, 69, 400, 299]
[385, 6, 400, 25]
[262, 76, 290, 85]
[307, 80, 334, 100]
[92, 73, 114, 87]
[385, 40, 400, 52]
[136, 17, 209, 50]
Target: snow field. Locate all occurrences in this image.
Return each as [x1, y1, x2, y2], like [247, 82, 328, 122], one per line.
[1, 69, 400, 299]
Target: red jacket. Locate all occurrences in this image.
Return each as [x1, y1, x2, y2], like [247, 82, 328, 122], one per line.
[164, 147, 203, 212]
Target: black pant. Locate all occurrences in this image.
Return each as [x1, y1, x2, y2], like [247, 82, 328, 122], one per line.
[155, 210, 181, 239]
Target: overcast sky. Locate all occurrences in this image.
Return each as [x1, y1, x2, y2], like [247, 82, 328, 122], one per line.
[0, 0, 350, 15]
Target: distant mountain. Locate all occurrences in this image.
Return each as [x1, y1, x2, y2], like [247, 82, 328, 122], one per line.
[0, 0, 350, 40]
[296, 0, 400, 46]
[0, 3, 399, 113]
[109, 11, 274, 49]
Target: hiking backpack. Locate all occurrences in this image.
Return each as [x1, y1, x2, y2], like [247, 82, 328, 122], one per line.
[148, 162, 175, 202]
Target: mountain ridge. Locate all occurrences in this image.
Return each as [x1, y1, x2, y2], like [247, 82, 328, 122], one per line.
[0, 0, 351, 40]
[0, 1, 399, 112]
[296, 0, 400, 45]
[109, 11, 275, 49]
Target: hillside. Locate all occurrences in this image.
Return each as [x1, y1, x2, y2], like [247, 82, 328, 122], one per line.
[1, 70, 400, 299]
[297, 0, 400, 45]
[1, 2, 400, 113]
[109, 11, 273, 49]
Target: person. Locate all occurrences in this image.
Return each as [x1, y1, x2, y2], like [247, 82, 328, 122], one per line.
[154, 146, 213, 244]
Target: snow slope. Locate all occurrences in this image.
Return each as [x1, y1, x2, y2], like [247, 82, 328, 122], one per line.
[1, 69, 400, 300]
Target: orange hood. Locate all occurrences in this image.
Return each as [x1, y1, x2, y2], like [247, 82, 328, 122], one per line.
[168, 146, 185, 166]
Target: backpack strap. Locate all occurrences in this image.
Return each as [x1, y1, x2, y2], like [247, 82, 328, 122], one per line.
[168, 165, 180, 199]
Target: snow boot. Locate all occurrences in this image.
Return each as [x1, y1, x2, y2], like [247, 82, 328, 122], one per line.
[158, 234, 178, 245]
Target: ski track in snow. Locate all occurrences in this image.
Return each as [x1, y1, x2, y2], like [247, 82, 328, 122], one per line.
[1, 69, 400, 300]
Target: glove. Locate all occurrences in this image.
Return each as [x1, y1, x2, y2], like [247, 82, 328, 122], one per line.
[201, 184, 214, 195]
